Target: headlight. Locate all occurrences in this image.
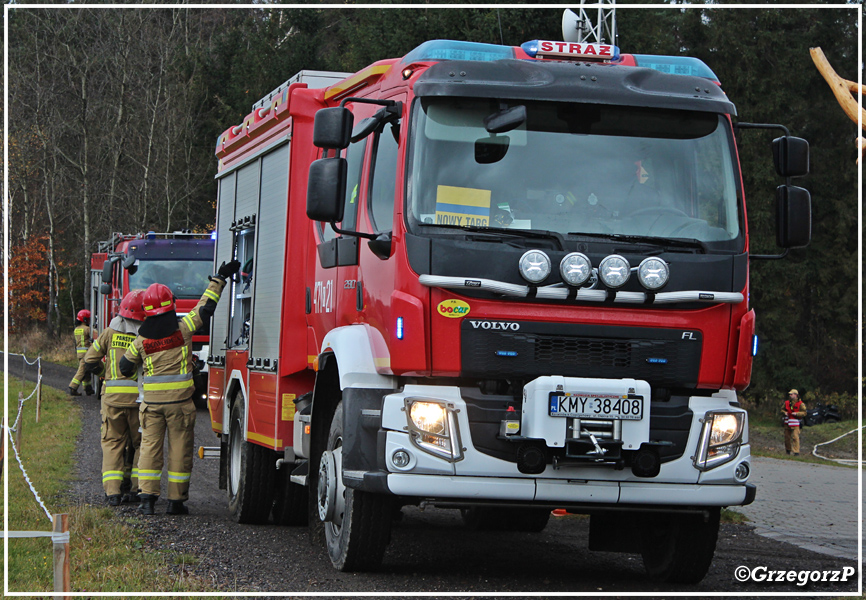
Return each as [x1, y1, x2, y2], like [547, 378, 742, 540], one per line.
[406, 399, 462, 461]
[519, 250, 551, 284]
[560, 252, 592, 286]
[409, 401, 447, 435]
[637, 257, 669, 290]
[598, 254, 630, 288]
[694, 411, 745, 471]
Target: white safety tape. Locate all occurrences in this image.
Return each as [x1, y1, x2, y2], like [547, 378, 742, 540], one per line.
[5, 531, 70, 544]
[6, 427, 53, 521]
[7, 352, 41, 366]
[10, 373, 43, 433]
[812, 426, 864, 466]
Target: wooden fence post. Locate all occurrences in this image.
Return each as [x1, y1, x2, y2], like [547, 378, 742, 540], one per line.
[52, 513, 71, 599]
[36, 362, 43, 423]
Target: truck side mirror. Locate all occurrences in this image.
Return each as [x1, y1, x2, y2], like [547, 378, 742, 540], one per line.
[307, 158, 347, 223]
[101, 261, 113, 284]
[121, 255, 136, 270]
[772, 136, 809, 178]
[776, 185, 811, 248]
[313, 107, 353, 150]
[99, 283, 112, 295]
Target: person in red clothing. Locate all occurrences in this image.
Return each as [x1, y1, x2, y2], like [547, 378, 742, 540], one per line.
[781, 389, 807, 456]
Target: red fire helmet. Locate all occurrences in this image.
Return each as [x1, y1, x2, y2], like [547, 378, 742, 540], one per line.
[77, 309, 91, 323]
[119, 289, 147, 322]
[141, 283, 175, 317]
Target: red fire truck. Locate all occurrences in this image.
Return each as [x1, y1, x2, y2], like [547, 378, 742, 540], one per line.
[91, 231, 215, 406]
[207, 38, 809, 583]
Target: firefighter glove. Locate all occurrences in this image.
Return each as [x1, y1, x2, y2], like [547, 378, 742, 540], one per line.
[216, 260, 241, 280]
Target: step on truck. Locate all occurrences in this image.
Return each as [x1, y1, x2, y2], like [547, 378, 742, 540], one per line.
[91, 231, 216, 407]
[207, 36, 810, 583]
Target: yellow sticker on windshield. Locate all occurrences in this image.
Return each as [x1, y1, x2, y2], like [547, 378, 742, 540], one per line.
[435, 185, 491, 227]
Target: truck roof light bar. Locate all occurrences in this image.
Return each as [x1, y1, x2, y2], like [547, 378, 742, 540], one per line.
[401, 40, 516, 65]
[418, 275, 743, 306]
[630, 54, 720, 84]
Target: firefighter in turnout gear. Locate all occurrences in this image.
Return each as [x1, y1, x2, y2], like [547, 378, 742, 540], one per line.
[82, 290, 146, 506]
[120, 260, 240, 516]
[781, 389, 807, 455]
[68, 309, 95, 396]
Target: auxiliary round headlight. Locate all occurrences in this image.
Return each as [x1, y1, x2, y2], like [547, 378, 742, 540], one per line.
[598, 255, 631, 288]
[637, 257, 670, 290]
[559, 252, 592, 286]
[519, 250, 551, 284]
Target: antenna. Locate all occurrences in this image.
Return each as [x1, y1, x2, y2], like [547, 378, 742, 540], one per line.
[562, 1, 617, 45]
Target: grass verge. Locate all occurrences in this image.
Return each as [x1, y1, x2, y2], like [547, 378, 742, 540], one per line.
[4, 375, 224, 595]
[748, 417, 860, 466]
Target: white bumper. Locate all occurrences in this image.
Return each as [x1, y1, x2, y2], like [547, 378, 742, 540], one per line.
[379, 378, 751, 507]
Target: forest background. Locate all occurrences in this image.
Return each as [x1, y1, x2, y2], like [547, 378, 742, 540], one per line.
[4, 3, 861, 415]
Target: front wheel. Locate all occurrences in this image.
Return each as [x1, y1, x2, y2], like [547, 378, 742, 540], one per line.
[227, 394, 275, 524]
[319, 401, 393, 571]
[639, 507, 720, 584]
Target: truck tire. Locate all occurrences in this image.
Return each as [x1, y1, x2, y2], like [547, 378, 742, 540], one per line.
[319, 401, 393, 571]
[639, 507, 720, 584]
[227, 394, 275, 524]
[272, 465, 308, 526]
[461, 507, 551, 532]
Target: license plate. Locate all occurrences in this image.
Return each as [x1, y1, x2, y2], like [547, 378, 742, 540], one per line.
[548, 392, 644, 420]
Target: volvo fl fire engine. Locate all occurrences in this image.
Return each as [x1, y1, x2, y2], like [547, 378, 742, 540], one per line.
[91, 231, 216, 406]
[207, 37, 810, 583]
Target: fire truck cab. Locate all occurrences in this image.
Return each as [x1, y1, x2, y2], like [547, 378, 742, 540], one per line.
[208, 38, 810, 583]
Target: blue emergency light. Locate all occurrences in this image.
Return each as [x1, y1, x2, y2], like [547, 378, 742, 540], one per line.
[396, 317, 404, 340]
[631, 54, 720, 82]
[401, 40, 515, 65]
[752, 335, 759, 357]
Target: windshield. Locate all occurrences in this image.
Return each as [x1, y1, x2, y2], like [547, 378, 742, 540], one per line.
[128, 259, 212, 299]
[407, 98, 742, 250]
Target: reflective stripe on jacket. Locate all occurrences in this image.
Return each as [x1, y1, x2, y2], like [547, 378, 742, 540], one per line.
[84, 327, 139, 408]
[74, 325, 92, 356]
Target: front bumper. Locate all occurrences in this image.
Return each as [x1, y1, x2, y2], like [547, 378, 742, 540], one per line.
[386, 473, 753, 507]
[360, 378, 752, 507]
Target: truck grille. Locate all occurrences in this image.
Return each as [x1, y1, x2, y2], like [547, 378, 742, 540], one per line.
[461, 321, 702, 388]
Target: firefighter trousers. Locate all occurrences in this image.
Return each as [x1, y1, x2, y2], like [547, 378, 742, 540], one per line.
[137, 400, 196, 501]
[101, 403, 141, 496]
[69, 355, 88, 390]
[784, 426, 801, 454]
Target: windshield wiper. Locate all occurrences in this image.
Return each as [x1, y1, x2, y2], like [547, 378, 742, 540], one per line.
[419, 223, 564, 250]
[566, 231, 708, 253]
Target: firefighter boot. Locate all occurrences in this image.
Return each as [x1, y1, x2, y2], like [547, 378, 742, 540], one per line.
[85, 384, 94, 396]
[107, 494, 122, 507]
[123, 491, 140, 504]
[139, 494, 157, 516]
[68, 387, 81, 397]
[166, 500, 189, 516]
